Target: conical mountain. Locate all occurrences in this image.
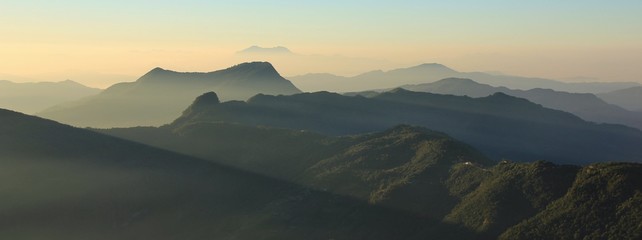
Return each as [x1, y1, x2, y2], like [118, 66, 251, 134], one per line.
[181, 91, 220, 116]
[37, 62, 301, 128]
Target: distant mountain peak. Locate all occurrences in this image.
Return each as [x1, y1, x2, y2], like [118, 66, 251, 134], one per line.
[417, 63, 448, 68]
[237, 46, 293, 54]
[149, 67, 171, 74]
[227, 61, 275, 70]
[182, 92, 220, 115]
[291, 72, 345, 79]
[137, 62, 285, 83]
[488, 92, 513, 98]
[433, 78, 479, 85]
[223, 61, 284, 79]
[194, 92, 220, 105]
[388, 87, 413, 94]
[138, 67, 173, 80]
[411, 63, 457, 72]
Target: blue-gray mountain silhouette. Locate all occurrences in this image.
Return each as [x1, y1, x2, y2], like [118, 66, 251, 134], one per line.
[0, 79, 100, 113]
[289, 63, 640, 93]
[170, 90, 642, 165]
[399, 78, 642, 130]
[37, 62, 301, 127]
[598, 86, 642, 112]
[237, 45, 293, 54]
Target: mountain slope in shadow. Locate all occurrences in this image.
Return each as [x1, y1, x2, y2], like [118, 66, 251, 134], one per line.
[1, 108, 475, 240]
[167, 91, 642, 164]
[102, 122, 495, 218]
[500, 162, 642, 240]
[98, 107, 642, 239]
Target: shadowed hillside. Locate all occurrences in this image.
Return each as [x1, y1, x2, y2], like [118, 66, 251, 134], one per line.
[1, 108, 476, 240]
[98, 108, 642, 239]
[102, 123, 495, 218]
[165, 91, 642, 164]
[500, 163, 642, 240]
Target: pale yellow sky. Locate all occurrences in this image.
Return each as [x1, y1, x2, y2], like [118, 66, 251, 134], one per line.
[1, 1, 641, 88]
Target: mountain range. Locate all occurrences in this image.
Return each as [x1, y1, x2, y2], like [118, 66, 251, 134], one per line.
[288, 63, 640, 93]
[237, 46, 294, 55]
[0, 80, 100, 114]
[37, 62, 301, 127]
[3, 59, 641, 239]
[598, 86, 642, 112]
[395, 78, 642, 130]
[95, 98, 641, 239]
[4, 108, 479, 239]
[166, 91, 642, 165]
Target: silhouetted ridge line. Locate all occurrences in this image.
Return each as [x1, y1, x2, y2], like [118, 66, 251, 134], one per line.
[37, 62, 301, 127]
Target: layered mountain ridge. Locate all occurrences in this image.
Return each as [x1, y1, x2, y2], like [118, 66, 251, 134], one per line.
[2, 108, 464, 240]
[97, 104, 641, 239]
[398, 78, 642, 130]
[3, 59, 641, 239]
[289, 63, 640, 93]
[168, 90, 642, 164]
[599, 86, 642, 112]
[37, 62, 301, 127]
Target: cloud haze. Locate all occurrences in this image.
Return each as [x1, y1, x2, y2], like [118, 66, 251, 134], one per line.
[1, 1, 641, 87]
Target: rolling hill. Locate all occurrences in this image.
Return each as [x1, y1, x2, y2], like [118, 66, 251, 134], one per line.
[0, 80, 100, 114]
[37, 62, 301, 128]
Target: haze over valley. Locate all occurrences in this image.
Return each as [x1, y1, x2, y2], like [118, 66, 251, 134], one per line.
[1, 1, 641, 239]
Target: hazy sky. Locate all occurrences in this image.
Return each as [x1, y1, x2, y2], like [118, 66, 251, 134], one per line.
[1, 0, 641, 88]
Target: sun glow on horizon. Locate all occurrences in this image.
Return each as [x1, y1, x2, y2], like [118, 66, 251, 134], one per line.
[1, 1, 641, 88]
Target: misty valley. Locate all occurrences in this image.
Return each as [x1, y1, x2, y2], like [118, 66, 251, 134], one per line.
[1, 61, 640, 240]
